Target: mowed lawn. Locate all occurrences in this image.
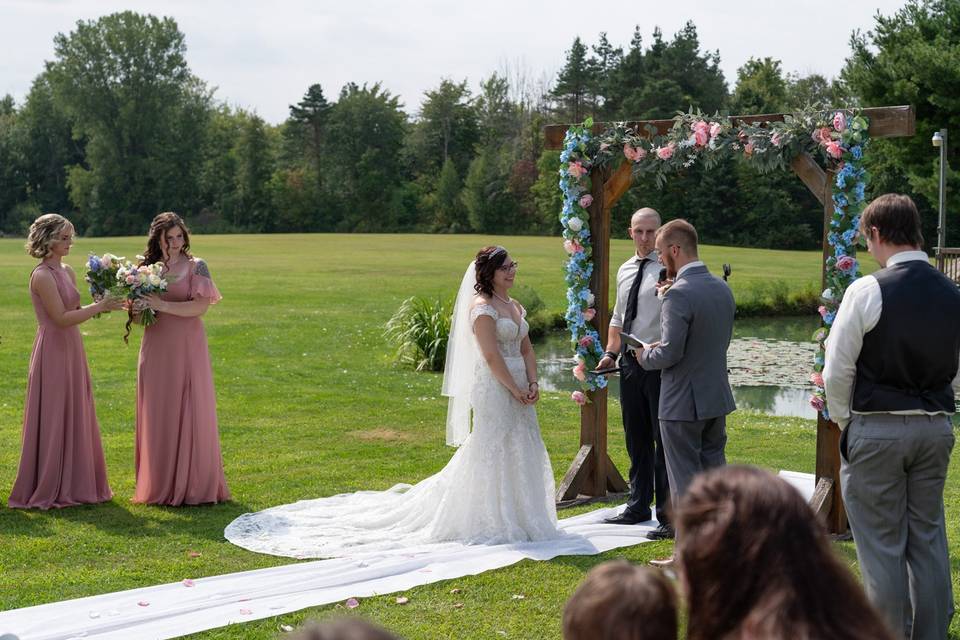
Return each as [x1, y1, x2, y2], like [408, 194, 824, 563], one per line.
[0, 233, 953, 640]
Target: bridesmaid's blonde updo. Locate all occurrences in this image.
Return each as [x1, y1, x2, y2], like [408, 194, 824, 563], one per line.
[26, 213, 70, 258]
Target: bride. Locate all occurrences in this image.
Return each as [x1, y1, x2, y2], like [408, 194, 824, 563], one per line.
[225, 246, 561, 557]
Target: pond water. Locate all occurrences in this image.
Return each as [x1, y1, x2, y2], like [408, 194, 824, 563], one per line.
[535, 316, 821, 419]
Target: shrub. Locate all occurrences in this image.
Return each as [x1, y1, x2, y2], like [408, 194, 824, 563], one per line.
[384, 296, 452, 371]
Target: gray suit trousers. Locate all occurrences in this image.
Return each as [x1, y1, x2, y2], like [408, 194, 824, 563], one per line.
[840, 414, 955, 640]
[659, 416, 727, 502]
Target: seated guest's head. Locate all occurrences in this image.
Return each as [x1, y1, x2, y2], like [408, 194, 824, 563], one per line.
[563, 559, 677, 640]
[674, 465, 895, 640]
[293, 617, 400, 640]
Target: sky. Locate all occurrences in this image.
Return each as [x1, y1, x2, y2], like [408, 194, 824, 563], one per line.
[0, 0, 910, 124]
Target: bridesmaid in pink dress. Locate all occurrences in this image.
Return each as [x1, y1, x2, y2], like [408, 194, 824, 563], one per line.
[9, 214, 122, 509]
[133, 212, 230, 505]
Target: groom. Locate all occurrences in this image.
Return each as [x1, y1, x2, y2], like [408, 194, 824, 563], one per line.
[637, 219, 736, 514]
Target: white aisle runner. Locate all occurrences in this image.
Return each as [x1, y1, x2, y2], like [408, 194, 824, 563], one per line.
[0, 504, 656, 640]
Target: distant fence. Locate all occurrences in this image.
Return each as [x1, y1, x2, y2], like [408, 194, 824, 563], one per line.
[936, 248, 960, 283]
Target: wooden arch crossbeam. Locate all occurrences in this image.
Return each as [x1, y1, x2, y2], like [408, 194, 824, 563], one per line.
[543, 105, 915, 533]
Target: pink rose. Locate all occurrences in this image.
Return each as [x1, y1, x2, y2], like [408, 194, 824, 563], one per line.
[810, 372, 825, 388]
[572, 362, 587, 382]
[818, 305, 829, 320]
[623, 144, 646, 163]
[578, 335, 594, 348]
[770, 132, 782, 147]
[809, 395, 826, 411]
[568, 161, 587, 178]
[832, 112, 847, 132]
[825, 141, 843, 159]
[744, 142, 755, 156]
[694, 129, 709, 147]
[709, 122, 722, 138]
[563, 239, 583, 255]
[815, 127, 833, 145]
[692, 120, 709, 135]
[583, 308, 596, 321]
[579, 194, 593, 208]
[571, 390, 587, 406]
[656, 143, 675, 160]
[837, 255, 856, 272]
[126, 274, 136, 284]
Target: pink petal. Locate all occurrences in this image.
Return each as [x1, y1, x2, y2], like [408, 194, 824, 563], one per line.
[188, 551, 201, 558]
[182, 579, 195, 588]
[240, 608, 253, 615]
[345, 598, 360, 609]
[137, 601, 150, 607]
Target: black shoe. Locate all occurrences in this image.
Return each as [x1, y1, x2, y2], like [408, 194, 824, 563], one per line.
[604, 510, 652, 525]
[645, 523, 675, 540]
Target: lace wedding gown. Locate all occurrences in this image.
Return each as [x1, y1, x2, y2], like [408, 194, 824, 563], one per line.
[224, 303, 561, 558]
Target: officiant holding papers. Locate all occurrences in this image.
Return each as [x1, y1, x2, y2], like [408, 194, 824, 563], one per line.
[596, 208, 672, 538]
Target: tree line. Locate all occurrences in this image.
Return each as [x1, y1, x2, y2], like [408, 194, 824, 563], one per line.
[0, 2, 957, 247]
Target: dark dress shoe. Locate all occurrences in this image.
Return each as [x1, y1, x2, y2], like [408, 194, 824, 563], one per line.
[603, 510, 651, 525]
[645, 522, 675, 540]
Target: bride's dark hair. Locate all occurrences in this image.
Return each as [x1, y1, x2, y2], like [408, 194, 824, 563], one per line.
[474, 246, 508, 296]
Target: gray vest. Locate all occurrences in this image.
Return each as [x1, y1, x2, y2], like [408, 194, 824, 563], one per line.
[852, 261, 960, 413]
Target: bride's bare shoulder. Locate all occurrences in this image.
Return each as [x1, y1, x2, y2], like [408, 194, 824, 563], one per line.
[472, 294, 493, 308]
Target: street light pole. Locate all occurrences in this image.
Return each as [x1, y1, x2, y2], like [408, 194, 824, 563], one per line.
[933, 129, 948, 256]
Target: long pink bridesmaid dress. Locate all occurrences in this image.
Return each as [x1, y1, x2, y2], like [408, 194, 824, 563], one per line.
[8, 264, 113, 509]
[133, 257, 230, 505]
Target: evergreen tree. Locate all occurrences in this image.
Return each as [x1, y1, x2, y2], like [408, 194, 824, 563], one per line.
[551, 37, 597, 122]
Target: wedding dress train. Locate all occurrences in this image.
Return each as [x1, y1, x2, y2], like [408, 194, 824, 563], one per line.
[225, 303, 562, 558]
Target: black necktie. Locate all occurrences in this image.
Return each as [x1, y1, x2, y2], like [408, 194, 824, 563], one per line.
[623, 257, 650, 327]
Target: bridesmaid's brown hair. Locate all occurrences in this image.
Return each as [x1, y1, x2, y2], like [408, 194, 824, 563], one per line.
[140, 212, 192, 266]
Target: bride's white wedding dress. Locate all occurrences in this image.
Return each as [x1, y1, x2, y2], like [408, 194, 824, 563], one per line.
[225, 302, 561, 558]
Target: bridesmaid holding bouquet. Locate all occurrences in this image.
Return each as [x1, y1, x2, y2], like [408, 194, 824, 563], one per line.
[9, 214, 122, 509]
[133, 212, 230, 506]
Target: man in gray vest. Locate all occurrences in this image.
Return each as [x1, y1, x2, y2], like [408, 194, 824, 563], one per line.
[637, 219, 736, 542]
[824, 193, 960, 640]
[597, 208, 671, 537]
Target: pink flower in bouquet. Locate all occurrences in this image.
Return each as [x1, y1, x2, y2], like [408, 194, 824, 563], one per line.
[568, 161, 587, 178]
[126, 274, 136, 284]
[825, 141, 843, 159]
[771, 132, 782, 147]
[818, 305, 830, 320]
[563, 239, 583, 255]
[810, 372, 825, 388]
[578, 335, 594, 348]
[583, 308, 596, 321]
[579, 194, 594, 208]
[571, 390, 587, 406]
[810, 395, 826, 411]
[832, 111, 847, 132]
[709, 122, 722, 138]
[837, 255, 856, 272]
[744, 142, 755, 156]
[572, 361, 587, 382]
[656, 143, 675, 160]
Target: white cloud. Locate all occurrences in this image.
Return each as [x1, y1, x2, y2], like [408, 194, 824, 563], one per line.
[0, 0, 909, 123]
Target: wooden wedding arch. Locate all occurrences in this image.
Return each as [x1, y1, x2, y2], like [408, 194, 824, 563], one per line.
[543, 105, 916, 533]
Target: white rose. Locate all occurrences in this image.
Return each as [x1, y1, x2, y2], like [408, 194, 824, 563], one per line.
[567, 217, 583, 232]
[149, 274, 161, 286]
[586, 292, 595, 307]
[821, 288, 834, 301]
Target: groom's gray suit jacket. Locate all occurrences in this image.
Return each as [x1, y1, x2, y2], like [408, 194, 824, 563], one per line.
[638, 264, 736, 421]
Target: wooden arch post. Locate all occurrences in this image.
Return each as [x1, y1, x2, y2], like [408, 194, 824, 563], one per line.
[544, 106, 915, 532]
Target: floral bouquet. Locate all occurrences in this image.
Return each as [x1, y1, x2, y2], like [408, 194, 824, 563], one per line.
[85, 252, 125, 299]
[115, 259, 169, 328]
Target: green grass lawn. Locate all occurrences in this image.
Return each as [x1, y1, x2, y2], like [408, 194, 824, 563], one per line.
[0, 233, 951, 639]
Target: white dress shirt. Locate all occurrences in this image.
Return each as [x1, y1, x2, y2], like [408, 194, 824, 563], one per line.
[610, 250, 662, 346]
[823, 250, 960, 428]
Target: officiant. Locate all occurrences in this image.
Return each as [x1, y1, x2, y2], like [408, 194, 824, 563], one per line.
[596, 207, 672, 539]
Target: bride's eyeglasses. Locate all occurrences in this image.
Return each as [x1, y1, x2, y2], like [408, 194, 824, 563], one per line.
[497, 261, 519, 273]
